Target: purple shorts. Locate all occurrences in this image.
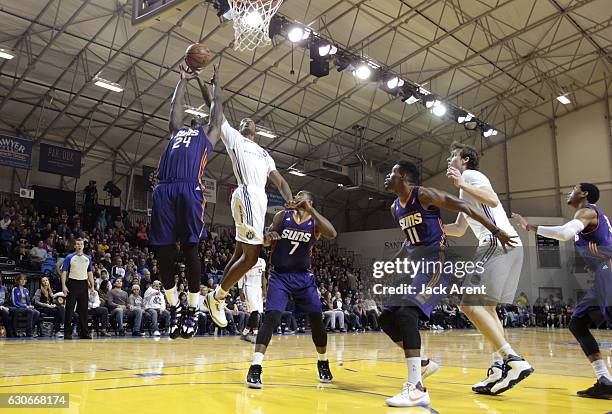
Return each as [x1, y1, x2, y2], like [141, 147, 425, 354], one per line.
[149, 181, 207, 245]
[266, 270, 322, 315]
[383, 261, 452, 320]
[573, 259, 612, 324]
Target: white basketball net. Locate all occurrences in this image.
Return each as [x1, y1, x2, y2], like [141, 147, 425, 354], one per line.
[228, 0, 283, 52]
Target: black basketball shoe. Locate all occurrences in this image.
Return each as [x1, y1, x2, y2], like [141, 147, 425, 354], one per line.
[180, 306, 199, 339]
[577, 376, 612, 399]
[246, 364, 263, 389]
[168, 304, 185, 340]
[317, 360, 333, 383]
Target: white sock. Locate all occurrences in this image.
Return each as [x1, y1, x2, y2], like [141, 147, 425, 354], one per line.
[214, 286, 227, 300]
[318, 352, 328, 361]
[492, 352, 503, 364]
[188, 291, 199, 308]
[592, 359, 612, 381]
[253, 352, 264, 366]
[406, 357, 422, 385]
[242, 327, 250, 335]
[164, 286, 178, 307]
[253, 329, 258, 335]
[497, 343, 517, 359]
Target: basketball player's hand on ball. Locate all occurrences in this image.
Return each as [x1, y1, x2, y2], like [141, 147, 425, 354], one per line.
[179, 64, 199, 81]
[511, 212, 529, 230]
[446, 166, 464, 188]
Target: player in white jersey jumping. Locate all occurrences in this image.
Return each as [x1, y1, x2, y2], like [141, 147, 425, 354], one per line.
[444, 142, 533, 395]
[195, 78, 293, 327]
[238, 256, 266, 343]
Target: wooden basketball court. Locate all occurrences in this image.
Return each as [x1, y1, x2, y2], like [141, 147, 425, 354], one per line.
[0, 329, 609, 413]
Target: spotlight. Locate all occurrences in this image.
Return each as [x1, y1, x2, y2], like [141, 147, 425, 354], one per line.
[556, 94, 571, 105]
[481, 124, 498, 137]
[319, 44, 337, 56]
[424, 95, 437, 108]
[243, 10, 263, 28]
[288, 26, 305, 42]
[400, 84, 420, 104]
[288, 25, 310, 43]
[386, 77, 404, 90]
[334, 54, 352, 72]
[268, 15, 283, 39]
[431, 101, 446, 117]
[456, 111, 474, 124]
[353, 63, 371, 80]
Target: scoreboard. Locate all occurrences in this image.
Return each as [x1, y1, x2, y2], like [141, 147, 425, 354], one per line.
[131, 0, 201, 28]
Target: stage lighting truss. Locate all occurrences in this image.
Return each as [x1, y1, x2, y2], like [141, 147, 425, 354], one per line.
[268, 14, 498, 135]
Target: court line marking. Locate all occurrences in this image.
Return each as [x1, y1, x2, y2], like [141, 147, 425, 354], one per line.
[0, 359, 374, 389]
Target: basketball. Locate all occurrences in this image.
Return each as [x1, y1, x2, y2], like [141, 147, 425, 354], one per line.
[184, 43, 212, 71]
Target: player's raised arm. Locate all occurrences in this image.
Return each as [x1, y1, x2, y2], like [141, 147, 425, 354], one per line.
[447, 166, 500, 208]
[419, 187, 516, 248]
[268, 170, 293, 205]
[206, 64, 223, 148]
[512, 209, 596, 241]
[169, 66, 191, 135]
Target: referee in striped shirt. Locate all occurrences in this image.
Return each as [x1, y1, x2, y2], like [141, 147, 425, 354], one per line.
[61, 238, 94, 339]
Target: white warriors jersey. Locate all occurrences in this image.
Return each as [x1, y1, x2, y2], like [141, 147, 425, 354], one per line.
[221, 120, 276, 191]
[459, 169, 522, 246]
[238, 257, 266, 289]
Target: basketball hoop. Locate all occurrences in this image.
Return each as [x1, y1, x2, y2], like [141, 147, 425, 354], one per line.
[228, 0, 283, 52]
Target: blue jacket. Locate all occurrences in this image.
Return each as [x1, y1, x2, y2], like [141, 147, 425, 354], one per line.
[0, 286, 8, 306]
[12, 286, 31, 308]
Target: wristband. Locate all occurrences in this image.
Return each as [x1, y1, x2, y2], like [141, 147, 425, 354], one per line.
[491, 228, 500, 236]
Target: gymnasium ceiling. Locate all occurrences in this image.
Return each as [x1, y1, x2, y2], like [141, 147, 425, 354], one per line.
[0, 0, 611, 216]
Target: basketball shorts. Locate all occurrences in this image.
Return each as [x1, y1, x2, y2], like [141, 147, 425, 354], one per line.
[242, 284, 264, 313]
[461, 244, 523, 306]
[573, 258, 612, 324]
[266, 270, 322, 315]
[231, 185, 266, 245]
[149, 181, 206, 245]
[384, 251, 452, 320]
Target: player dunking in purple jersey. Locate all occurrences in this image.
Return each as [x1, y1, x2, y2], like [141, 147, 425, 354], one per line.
[381, 160, 516, 408]
[149, 65, 223, 340]
[245, 190, 337, 389]
[514, 183, 612, 399]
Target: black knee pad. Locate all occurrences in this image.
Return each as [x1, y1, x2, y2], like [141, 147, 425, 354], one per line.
[569, 316, 600, 357]
[182, 243, 201, 293]
[308, 313, 327, 348]
[256, 311, 282, 347]
[397, 306, 421, 350]
[155, 245, 178, 290]
[379, 310, 402, 343]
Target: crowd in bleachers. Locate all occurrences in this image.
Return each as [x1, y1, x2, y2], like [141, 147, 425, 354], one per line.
[2, 197, 604, 338]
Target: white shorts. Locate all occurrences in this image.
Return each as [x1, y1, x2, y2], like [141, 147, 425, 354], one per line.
[243, 285, 264, 313]
[231, 185, 267, 245]
[462, 245, 524, 305]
